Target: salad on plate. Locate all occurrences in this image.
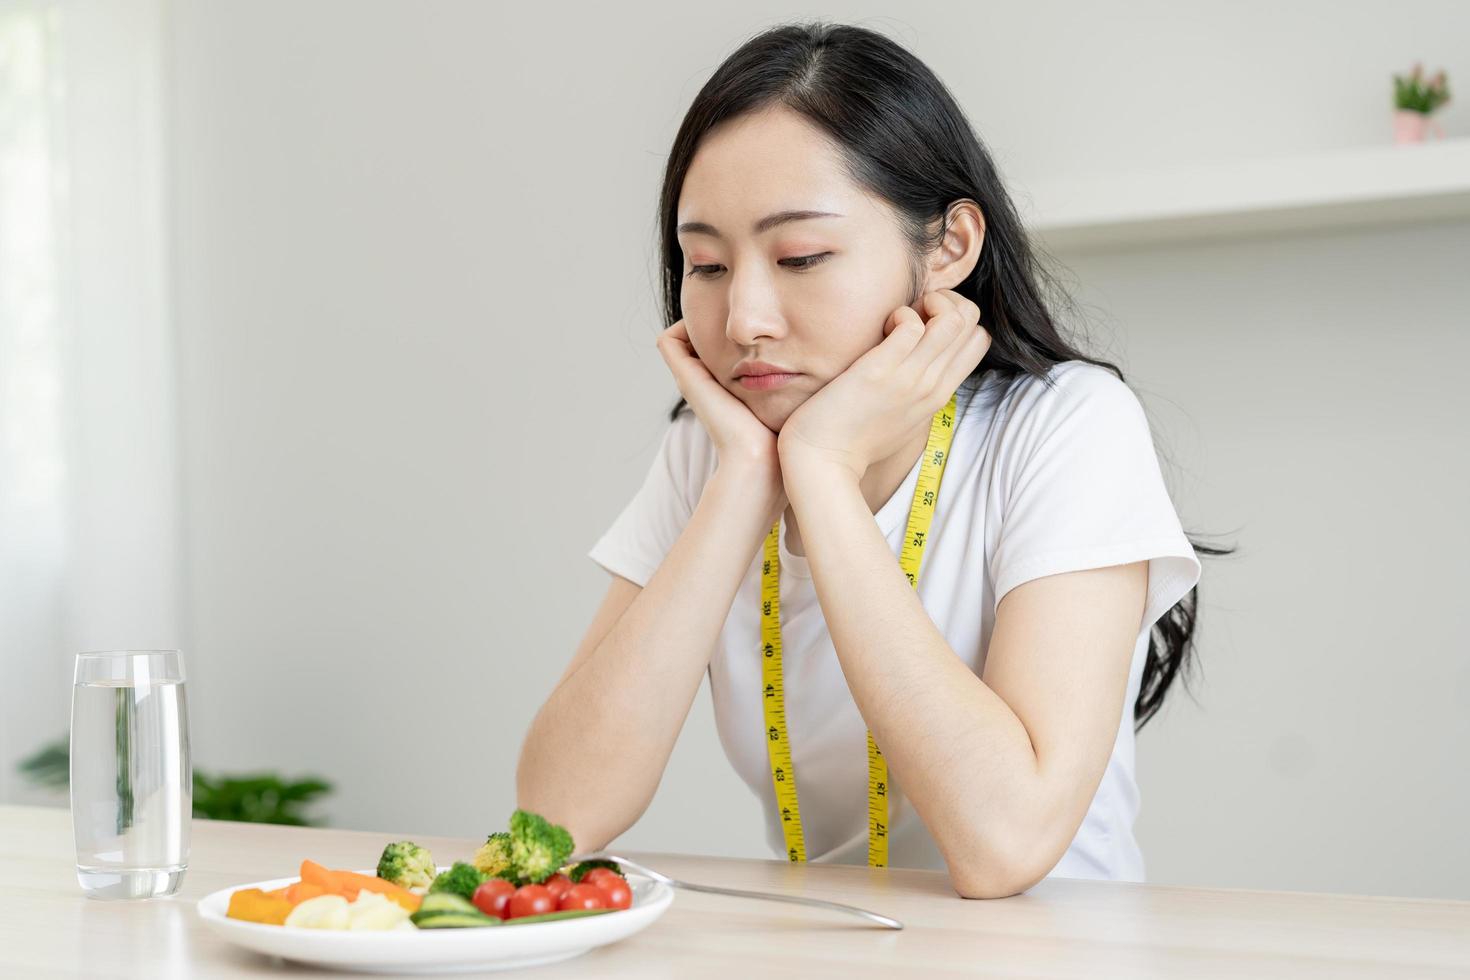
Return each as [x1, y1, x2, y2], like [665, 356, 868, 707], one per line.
[223, 808, 633, 932]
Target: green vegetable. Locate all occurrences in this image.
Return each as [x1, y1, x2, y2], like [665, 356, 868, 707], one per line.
[507, 809, 575, 885]
[566, 859, 623, 883]
[501, 908, 614, 926]
[414, 913, 501, 929]
[471, 831, 514, 880]
[409, 892, 500, 928]
[413, 893, 477, 918]
[427, 861, 488, 901]
[376, 840, 436, 890]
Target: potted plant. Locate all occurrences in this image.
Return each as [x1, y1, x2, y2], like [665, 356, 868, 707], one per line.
[17, 735, 333, 825]
[1392, 62, 1451, 143]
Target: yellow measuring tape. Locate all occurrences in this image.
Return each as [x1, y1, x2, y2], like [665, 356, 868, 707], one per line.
[760, 390, 959, 867]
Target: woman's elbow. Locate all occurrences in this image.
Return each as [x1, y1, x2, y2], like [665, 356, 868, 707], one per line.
[949, 856, 1049, 899]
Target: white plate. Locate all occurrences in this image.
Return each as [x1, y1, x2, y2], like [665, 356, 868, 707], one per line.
[196, 866, 674, 974]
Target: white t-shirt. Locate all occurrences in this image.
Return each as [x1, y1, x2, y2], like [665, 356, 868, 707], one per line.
[587, 359, 1202, 882]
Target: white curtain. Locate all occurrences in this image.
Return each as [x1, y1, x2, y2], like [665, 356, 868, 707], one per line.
[0, 0, 182, 805]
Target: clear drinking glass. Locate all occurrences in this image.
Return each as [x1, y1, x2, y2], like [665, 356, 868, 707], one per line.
[70, 649, 192, 899]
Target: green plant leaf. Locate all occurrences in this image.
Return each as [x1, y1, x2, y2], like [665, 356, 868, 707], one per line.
[18, 733, 334, 826]
[17, 738, 69, 788]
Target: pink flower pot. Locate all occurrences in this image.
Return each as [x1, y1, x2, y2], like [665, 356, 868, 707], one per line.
[1393, 108, 1445, 144]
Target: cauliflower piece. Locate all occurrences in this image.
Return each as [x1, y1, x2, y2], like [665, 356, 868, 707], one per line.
[285, 894, 350, 930]
[347, 890, 411, 931]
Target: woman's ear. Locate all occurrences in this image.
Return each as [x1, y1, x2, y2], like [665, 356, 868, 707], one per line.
[920, 199, 985, 293]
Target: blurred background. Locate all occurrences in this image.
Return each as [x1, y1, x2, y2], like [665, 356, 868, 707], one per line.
[2, 0, 1466, 900]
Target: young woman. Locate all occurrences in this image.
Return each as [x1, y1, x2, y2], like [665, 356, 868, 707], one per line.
[518, 22, 1227, 899]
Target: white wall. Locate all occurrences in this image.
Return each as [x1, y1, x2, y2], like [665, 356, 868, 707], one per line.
[153, 1, 1468, 899]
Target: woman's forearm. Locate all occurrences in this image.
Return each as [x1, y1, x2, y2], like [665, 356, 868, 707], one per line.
[779, 452, 1043, 897]
[516, 463, 779, 853]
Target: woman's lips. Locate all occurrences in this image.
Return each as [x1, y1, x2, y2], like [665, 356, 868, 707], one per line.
[738, 372, 801, 390]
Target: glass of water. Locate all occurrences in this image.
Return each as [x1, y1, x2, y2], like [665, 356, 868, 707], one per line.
[70, 649, 192, 899]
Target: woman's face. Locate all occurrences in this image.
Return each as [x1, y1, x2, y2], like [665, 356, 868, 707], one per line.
[676, 106, 923, 432]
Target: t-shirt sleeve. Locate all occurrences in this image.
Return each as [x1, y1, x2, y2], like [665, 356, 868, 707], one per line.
[988, 364, 1202, 636]
[586, 410, 713, 588]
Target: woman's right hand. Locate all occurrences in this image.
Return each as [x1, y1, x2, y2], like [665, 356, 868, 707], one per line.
[656, 319, 783, 508]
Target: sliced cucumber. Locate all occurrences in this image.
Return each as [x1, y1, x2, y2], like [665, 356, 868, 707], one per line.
[409, 892, 499, 928]
[413, 913, 502, 929]
[411, 893, 477, 917]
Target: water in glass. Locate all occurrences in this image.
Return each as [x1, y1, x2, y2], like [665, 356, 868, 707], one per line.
[70, 650, 192, 899]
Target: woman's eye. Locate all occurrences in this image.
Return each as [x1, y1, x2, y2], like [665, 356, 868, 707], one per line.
[782, 252, 832, 270]
[685, 253, 832, 280]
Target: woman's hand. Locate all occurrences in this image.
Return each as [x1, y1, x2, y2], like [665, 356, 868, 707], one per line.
[776, 289, 991, 482]
[656, 319, 784, 513]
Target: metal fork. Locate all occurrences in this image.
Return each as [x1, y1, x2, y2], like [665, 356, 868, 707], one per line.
[568, 852, 904, 930]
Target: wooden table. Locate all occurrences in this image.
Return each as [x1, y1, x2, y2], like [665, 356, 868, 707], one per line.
[6, 803, 1468, 978]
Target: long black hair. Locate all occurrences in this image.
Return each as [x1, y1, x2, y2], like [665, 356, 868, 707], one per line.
[653, 21, 1234, 733]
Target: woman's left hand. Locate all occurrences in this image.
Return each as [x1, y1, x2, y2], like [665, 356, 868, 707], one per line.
[777, 289, 992, 482]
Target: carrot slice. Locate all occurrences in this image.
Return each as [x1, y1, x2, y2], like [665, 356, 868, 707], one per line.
[335, 870, 421, 912]
[300, 858, 335, 889]
[296, 859, 421, 912]
[284, 880, 329, 905]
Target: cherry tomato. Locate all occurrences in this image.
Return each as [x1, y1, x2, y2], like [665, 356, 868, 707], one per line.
[557, 883, 608, 912]
[591, 875, 632, 910]
[580, 868, 621, 887]
[507, 884, 556, 919]
[470, 878, 516, 919]
[542, 873, 573, 900]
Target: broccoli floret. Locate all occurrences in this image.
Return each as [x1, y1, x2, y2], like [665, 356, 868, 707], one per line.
[427, 861, 487, 900]
[507, 808, 575, 884]
[566, 859, 623, 883]
[376, 840, 436, 890]
[471, 831, 514, 880]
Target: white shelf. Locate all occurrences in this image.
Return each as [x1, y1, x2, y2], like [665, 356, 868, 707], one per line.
[1015, 137, 1470, 252]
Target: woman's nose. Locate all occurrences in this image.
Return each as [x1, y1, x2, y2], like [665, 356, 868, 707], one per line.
[723, 272, 788, 346]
